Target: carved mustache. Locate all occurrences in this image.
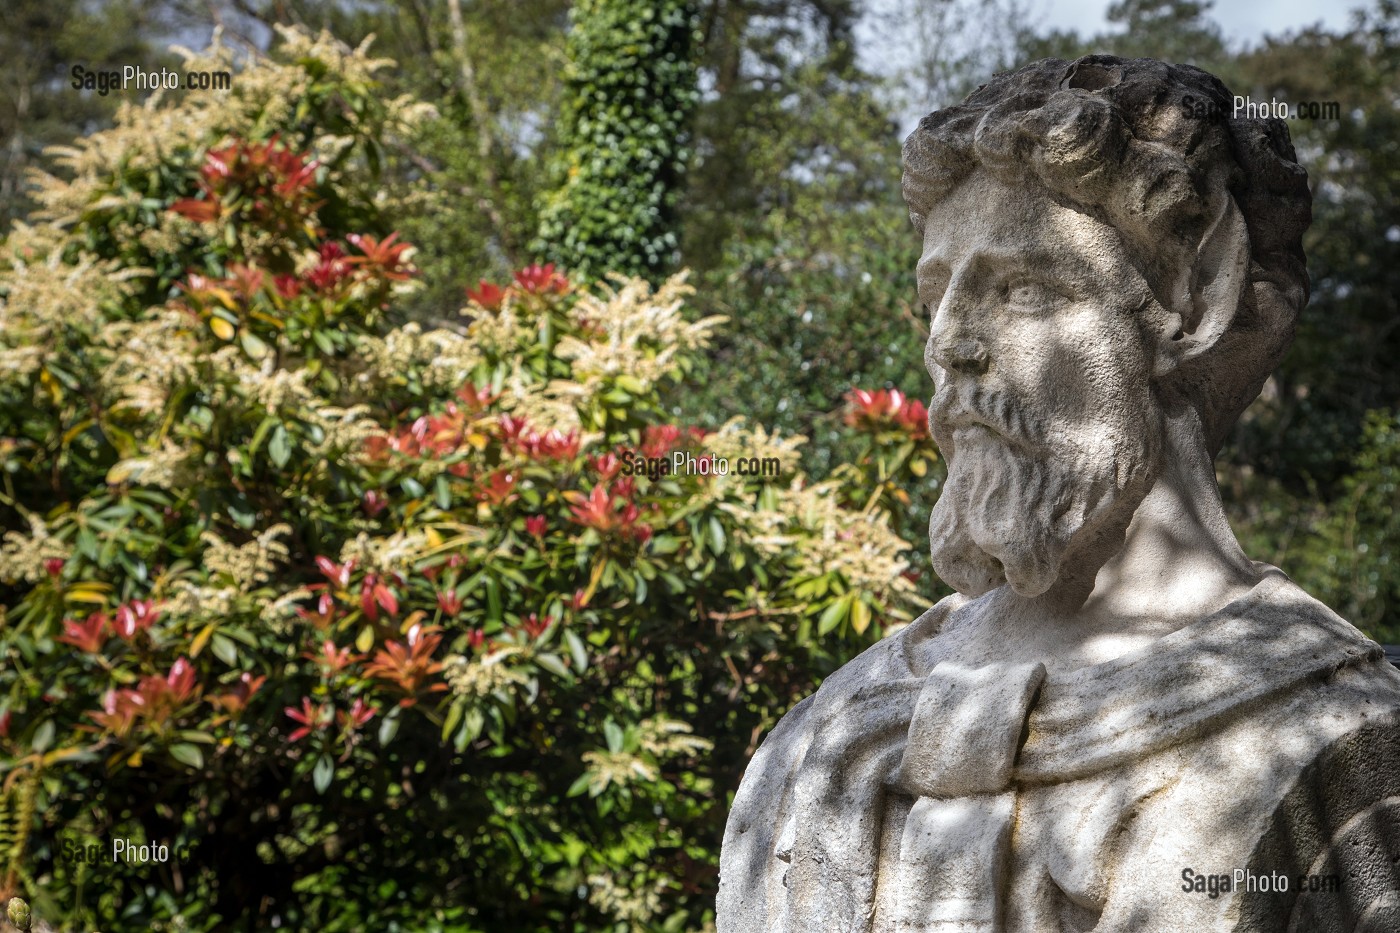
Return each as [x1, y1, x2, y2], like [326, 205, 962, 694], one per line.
[930, 383, 1047, 452]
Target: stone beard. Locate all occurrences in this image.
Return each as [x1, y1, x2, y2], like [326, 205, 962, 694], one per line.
[717, 55, 1400, 933]
[927, 375, 1160, 599]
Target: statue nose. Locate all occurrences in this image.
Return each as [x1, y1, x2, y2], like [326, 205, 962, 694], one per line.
[929, 332, 989, 375]
[948, 338, 989, 374]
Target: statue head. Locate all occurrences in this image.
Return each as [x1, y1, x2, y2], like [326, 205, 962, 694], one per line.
[902, 55, 1312, 599]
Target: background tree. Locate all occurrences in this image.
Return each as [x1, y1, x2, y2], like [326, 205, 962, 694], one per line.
[535, 0, 701, 281]
[0, 0, 177, 226]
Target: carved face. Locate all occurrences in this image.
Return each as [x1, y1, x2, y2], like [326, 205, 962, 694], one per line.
[920, 168, 1164, 598]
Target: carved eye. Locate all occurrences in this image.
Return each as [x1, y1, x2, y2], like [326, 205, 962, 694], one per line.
[1007, 279, 1065, 310]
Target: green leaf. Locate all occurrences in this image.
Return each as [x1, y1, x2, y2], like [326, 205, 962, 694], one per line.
[536, 652, 570, 679]
[441, 701, 464, 741]
[169, 743, 204, 769]
[211, 633, 238, 666]
[817, 594, 852, 636]
[227, 495, 256, 530]
[312, 754, 334, 793]
[248, 416, 278, 457]
[708, 516, 726, 555]
[379, 708, 401, 746]
[210, 315, 236, 340]
[189, 622, 217, 659]
[851, 597, 872, 635]
[462, 707, 485, 745]
[268, 425, 291, 468]
[240, 331, 270, 360]
[603, 719, 624, 753]
[564, 629, 589, 673]
[31, 719, 55, 754]
[485, 576, 502, 623]
[648, 534, 683, 556]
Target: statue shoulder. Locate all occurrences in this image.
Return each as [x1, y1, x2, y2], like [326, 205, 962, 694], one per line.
[1239, 702, 1400, 931]
[807, 591, 968, 707]
[718, 593, 965, 927]
[738, 591, 966, 781]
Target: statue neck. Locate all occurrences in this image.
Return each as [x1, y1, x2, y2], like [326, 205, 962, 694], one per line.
[986, 407, 1263, 664]
[1075, 407, 1259, 625]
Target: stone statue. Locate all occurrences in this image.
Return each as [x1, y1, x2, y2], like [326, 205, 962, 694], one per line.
[718, 55, 1400, 932]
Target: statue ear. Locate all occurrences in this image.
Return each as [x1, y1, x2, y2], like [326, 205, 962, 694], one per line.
[1155, 194, 1250, 375]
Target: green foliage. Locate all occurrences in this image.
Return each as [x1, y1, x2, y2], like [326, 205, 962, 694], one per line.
[1300, 411, 1400, 639]
[324, 0, 574, 317]
[0, 0, 179, 227]
[535, 0, 700, 280]
[671, 44, 939, 548]
[1225, 3, 1400, 490]
[0, 29, 934, 931]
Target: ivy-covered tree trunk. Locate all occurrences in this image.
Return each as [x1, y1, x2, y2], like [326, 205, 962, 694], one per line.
[536, 0, 699, 281]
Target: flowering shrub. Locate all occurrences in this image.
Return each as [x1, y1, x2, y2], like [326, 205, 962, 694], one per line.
[0, 28, 936, 933]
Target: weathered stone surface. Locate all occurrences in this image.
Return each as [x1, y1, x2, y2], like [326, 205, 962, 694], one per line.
[717, 55, 1400, 932]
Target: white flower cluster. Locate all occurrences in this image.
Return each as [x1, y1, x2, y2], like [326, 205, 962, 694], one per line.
[700, 418, 805, 473]
[260, 585, 314, 631]
[305, 405, 382, 457]
[586, 871, 668, 929]
[337, 529, 428, 577]
[201, 524, 292, 592]
[355, 324, 482, 392]
[495, 365, 588, 436]
[464, 300, 529, 354]
[105, 439, 200, 491]
[0, 344, 45, 381]
[577, 716, 712, 800]
[239, 356, 316, 415]
[555, 273, 726, 393]
[0, 515, 70, 585]
[0, 249, 135, 367]
[722, 479, 919, 607]
[164, 581, 238, 623]
[30, 25, 434, 233]
[689, 417, 808, 508]
[580, 748, 658, 787]
[635, 717, 714, 759]
[442, 648, 531, 700]
[102, 310, 202, 416]
[787, 482, 918, 601]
